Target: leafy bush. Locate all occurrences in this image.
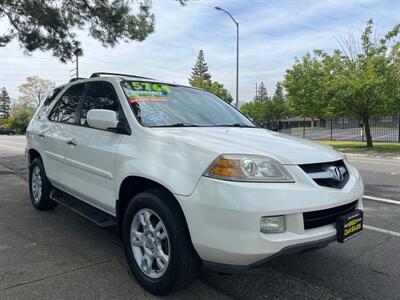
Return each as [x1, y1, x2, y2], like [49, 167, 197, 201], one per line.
[4, 105, 35, 134]
[0, 118, 8, 126]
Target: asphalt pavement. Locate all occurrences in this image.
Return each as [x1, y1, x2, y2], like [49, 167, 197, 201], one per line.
[0, 135, 399, 299]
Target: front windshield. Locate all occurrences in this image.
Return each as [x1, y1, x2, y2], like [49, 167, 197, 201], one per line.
[121, 81, 256, 127]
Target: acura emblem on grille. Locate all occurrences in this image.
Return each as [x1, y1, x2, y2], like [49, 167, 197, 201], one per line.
[327, 166, 344, 182]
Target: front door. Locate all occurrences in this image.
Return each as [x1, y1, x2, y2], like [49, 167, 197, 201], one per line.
[62, 81, 123, 214]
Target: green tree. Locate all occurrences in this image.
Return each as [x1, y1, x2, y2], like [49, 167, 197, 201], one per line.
[0, 87, 11, 118]
[268, 81, 290, 123]
[0, 0, 185, 62]
[255, 82, 269, 101]
[208, 81, 233, 104]
[272, 81, 285, 104]
[241, 82, 290, 126]
[189, 50, 211, 84]
[284, 53, 328, 119]
[189, 50, 233, 103]
[240, 101, 268, 124]
[190, 77, 233, 104]
[6, 103, 35, 133]
[18, 76, 55, 108]
[284, 19, 400, 147]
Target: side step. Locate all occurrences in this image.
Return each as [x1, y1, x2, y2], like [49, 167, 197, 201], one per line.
[50, 189, 117, 227]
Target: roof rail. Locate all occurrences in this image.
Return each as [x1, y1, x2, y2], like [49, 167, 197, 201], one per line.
[90, 72, 154, 80]
[69, 77, 85, 82]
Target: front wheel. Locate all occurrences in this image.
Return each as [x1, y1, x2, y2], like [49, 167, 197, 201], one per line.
[29, 158, 58, 210]
[122, 189, 200, 295]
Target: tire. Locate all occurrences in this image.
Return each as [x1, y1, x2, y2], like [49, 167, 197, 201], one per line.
[122, 189, 201, 295]
[29, 157, 58, 210]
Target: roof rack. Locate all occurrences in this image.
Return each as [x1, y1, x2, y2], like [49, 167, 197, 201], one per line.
[90, 72, 154, 80]
[69, 77, 85, 82]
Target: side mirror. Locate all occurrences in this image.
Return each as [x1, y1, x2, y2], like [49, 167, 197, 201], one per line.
[87, 109, 119, 130]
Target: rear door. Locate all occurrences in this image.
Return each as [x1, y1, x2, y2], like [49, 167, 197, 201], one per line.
[44, 83, 86, 189]
[62, 81, 124, 214]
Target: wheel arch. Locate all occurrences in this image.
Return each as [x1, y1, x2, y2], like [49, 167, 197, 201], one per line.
[28, 148, 42, 166]
[116, 176, 191, 240]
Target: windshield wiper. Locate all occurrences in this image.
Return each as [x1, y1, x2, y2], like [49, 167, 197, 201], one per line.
[152, 123, 199, 127]
[215, 123, 257, 128]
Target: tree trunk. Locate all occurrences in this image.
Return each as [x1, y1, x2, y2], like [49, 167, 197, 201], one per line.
[363, 117, 373, 147]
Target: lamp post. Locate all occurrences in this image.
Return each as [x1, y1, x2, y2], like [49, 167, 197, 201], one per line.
[215, 6, 239, 109]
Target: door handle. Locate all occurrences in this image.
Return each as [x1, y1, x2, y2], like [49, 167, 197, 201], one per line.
[38, 131, 45, 138]
[66, 138, 77, 146]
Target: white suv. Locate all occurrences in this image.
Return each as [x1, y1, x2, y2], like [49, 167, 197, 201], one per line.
[26, 72, 364, 295]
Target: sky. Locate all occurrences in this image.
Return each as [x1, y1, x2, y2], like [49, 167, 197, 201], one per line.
[1, 0, 400, 105]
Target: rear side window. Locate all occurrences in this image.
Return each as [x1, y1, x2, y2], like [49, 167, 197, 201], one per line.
[49, 84, 85, 124]
[36, 86, 64, 119]
[79, 82, 120, 126]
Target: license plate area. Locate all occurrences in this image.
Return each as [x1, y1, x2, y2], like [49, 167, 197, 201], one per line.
[336, 209, 363, 243]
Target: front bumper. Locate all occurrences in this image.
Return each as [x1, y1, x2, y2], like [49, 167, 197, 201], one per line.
[176, 164, 364, 268]
[204, 235, 337, 273]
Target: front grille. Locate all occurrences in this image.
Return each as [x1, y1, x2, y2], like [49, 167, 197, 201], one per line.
[303, 200, 357, 229]
[299, 160, 349, 189]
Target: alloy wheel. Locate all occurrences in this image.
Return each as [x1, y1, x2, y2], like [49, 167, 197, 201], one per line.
[130, 208, 170, 279]
[31, 166, 42, 203]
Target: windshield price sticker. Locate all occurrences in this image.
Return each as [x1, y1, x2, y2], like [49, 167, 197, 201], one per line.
[125, 82, 172, 103]
[127, 90, 169, 103]
[144, 111, 167, 123]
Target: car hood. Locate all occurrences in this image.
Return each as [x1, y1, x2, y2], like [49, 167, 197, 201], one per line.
[151, 127, 342, 165]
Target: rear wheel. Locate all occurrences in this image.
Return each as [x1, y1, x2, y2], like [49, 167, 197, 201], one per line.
[122, 189, 200, 295]
[29, 158, 57, 210]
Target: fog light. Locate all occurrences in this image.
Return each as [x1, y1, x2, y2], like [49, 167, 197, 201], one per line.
[260, 216, 285, 233]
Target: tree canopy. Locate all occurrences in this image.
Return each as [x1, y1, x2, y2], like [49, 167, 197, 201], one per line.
[0, 0, 185, 62]
[189, 50, 211, 84]
[255, 82, 269, 101]
[189, 50, 233, 104]
[272, 81, 285, 104]
[240, 100, 267, 124]
[241, 81, 290, 125]
[0, 87, 11, 118]
[284, 19, 400, 147]
[4, 102, 36, 133]
[18, 76, 55, 108]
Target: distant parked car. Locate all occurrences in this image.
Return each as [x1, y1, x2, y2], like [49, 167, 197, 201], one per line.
[0, 126, 16, 135]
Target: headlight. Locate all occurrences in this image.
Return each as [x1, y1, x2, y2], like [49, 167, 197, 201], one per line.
[204, 155, 294, 182]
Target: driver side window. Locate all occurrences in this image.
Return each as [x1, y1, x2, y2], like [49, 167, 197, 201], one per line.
[80, 82, 120, 126]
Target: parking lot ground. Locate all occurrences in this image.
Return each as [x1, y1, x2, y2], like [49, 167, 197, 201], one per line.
[346, 154, 400, 201]
[1, 135, 400, 299]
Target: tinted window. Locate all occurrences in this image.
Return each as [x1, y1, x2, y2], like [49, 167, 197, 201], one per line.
[120, 81, 255, 127]
[37, 86, 64, 119]
[79, 82, 120, 126]
[49, 84, 85, 123]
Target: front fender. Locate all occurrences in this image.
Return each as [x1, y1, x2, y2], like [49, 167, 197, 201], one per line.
[114, 133, 218, 198]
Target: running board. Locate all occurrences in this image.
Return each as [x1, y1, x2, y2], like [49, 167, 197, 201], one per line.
[50, 189, 117, 227]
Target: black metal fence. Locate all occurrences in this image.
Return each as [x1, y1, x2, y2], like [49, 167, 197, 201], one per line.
[263, 114, 400, 143]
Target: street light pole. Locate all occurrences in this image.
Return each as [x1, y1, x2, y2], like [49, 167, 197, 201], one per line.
[236, 22, 239, 109]
[215, 7, 239, 109]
